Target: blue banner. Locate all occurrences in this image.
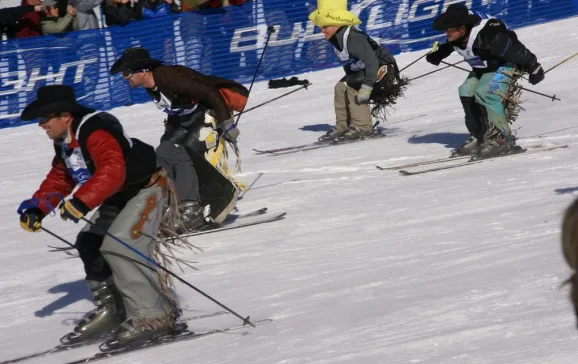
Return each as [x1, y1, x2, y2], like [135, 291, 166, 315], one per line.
[1, 0, 577, 127]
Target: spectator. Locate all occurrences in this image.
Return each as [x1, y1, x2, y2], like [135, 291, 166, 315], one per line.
[180, 0, 245, 11]
[102, 0, 140, 26]
[205, 0, 245, 8]
[41, 0, 78, 34]
[136, 0, 179, 18]
[68, 0, 103, 30]
[180, 0, 206, 12]
[1, 0, 43, 38]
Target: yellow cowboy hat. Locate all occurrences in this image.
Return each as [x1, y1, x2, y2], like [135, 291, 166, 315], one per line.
[308, 0, 361, 28]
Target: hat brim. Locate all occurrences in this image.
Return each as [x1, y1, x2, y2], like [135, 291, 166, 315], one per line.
[432, 13, 479, 31]
[21, 100, 95, 121]
[110, 57, 163, 75]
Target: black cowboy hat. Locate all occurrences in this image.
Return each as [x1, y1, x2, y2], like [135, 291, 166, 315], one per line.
[109, 47, 163, 75]
[432, 4, 480, 31]
[21, 85, 95, 121]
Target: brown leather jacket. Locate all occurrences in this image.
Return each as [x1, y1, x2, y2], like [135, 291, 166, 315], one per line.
[151, 65, 249, 123]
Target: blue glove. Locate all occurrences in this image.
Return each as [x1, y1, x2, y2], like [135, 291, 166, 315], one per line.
[59, 198, 90, 223]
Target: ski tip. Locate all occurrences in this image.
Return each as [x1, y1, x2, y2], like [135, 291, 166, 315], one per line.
[375, 165, 386, 170]
[398, 170, 411, 176]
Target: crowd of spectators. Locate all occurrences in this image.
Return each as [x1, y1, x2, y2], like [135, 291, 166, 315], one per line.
[0, 0, 247, 39]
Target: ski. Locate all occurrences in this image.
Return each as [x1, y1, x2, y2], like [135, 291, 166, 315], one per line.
[0, 311, 231, 364]
[376, 155, 470, 170]
[399, 160, 484, 175]
[47, 245, 75, 252]
[375, 143, 562, 171]
[253, 132, 386, 156]
[227, 207, 268, 220]
[64, 318, 273, 364]
[180, 212, 287, 238]
[47, 207, 270, 253]
[397, 145, 569, 176]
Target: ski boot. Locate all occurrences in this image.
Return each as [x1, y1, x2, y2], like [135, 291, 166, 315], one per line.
[174, 201, 207, 234]
[60, 279, 125, 345]
[476, 135, 522, 159]
[450, 136, 479, 157]
[340, 126, 372, 140]
[99, 316, 184, 351]
[318, 127, 345, 142]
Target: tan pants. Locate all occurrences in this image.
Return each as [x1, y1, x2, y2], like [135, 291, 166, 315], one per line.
[334, 82, 373, 132]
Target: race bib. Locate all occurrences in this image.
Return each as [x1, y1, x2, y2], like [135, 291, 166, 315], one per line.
[466, 56, 487, 68]
[62, 147, 92, 185]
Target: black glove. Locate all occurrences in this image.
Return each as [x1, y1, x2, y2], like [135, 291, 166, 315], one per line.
[426, 51, 444, 66]
[268, 77, 310, 89]
[528, 64, 544, 85]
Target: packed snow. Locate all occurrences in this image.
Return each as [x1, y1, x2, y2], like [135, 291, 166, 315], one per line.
[1, 16, 578, 364]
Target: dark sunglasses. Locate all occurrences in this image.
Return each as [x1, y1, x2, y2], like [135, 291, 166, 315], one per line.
[122, 69, 145, 79]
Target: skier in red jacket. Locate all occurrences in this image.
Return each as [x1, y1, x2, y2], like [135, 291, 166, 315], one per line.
[16, 85, 184, 348]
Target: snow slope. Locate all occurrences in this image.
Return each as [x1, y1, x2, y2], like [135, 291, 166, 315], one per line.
[1, 16, 578, 364]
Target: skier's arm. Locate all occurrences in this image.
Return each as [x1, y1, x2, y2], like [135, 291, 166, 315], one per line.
[347, 31, 379, 87]
[170, 70, 232, 123]
[193, 80, 232, 123]
[32, 157, 76, 215]
[73, 130, 126, 211]
[426, 42, 454, 66]
[485, 21, 539, 71]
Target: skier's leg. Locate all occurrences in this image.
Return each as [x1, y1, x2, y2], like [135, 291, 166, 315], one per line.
[475, 67, 513, 137]
[61, 206, 125, 343]
[474, 66, 516, 157]
[320, 82, 349, 141]
[453, 72, 483, 155]
[342, 84, 373, 139]
[100, 170, 180, 344]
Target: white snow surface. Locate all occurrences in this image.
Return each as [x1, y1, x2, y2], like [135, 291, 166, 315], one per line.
[2, 17, 578, 364]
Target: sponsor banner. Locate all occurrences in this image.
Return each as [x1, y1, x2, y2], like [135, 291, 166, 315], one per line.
[0, 0, 576, 127]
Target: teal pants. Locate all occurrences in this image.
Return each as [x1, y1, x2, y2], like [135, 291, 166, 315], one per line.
[458, 66, 514, 136]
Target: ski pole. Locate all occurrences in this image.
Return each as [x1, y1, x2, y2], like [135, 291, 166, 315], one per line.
[410, 59, 466, 81]
[230, 26, 276, 128]
[545, 52, 578, 74]
[233, 82, 311, 117]
[41, 226, 76, 249]
[438, 60, 561, 102]
[239, 172, 263, 200]
[80, 217, 255, 327]
[399, 41, 439, 73]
